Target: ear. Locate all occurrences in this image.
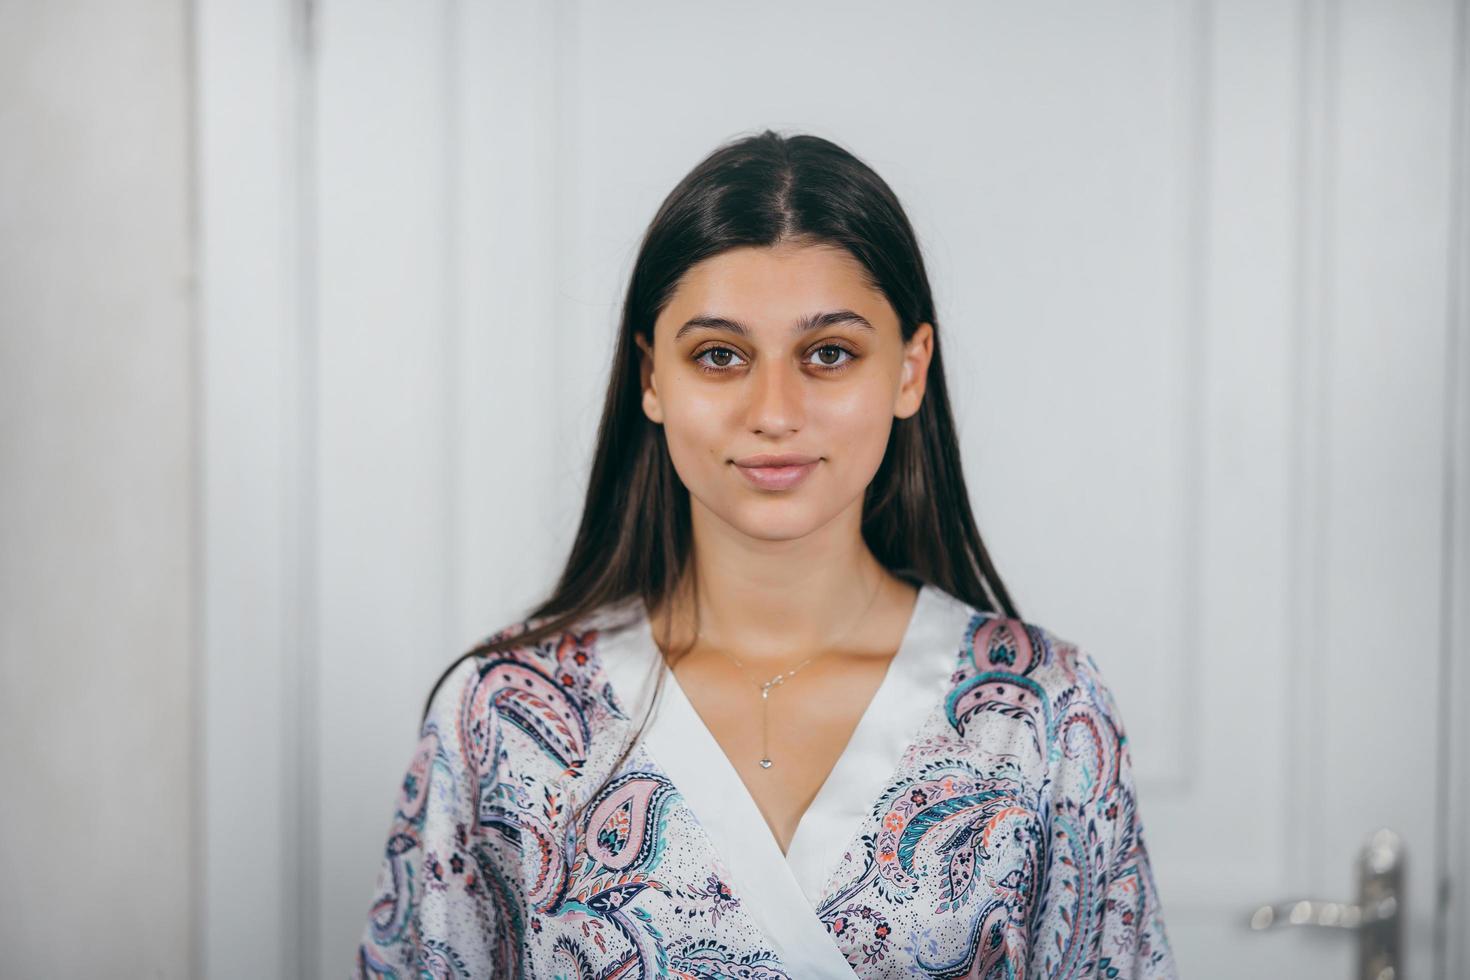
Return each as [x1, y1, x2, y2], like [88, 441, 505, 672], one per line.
[894, 321, 934, 420]
[635, 332, 664, 424]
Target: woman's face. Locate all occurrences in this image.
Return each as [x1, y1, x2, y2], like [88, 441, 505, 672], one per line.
[636, 241, 933, 542]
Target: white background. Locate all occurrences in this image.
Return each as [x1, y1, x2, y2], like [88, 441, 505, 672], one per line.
[3, 1, 1467, 978]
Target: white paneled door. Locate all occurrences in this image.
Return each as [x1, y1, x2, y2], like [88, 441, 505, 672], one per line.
[197, 2, 1469, 978]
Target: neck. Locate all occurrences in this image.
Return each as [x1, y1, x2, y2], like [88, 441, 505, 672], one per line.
[647, 506, 909, 668]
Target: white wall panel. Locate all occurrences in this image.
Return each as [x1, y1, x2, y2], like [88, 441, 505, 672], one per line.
[3, 2, 196, 977]
[194, 2, 1470, 976]
[312, 1, 454, 973]
[196, 0, 309, 976]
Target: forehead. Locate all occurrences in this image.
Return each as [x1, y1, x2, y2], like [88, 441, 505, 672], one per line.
[659, 244, 890, 329]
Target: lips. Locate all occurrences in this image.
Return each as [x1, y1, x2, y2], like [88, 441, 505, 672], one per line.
[733, 453, 819, 467]
[732, 455, 820, 491]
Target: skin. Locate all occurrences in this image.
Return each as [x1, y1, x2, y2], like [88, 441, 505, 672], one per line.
[633, 239, 935, 853]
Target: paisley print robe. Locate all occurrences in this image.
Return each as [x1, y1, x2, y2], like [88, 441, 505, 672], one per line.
[352, 581, 1179, 978]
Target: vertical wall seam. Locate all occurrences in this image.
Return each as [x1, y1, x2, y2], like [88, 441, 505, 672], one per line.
[1175, 0, 1213, 796]
[1289, 0, 1337, 894]
[182, 0, 205, 975]
[1287, 0, 1310, 897]
[1434, 1, 1470, 976]
[552, 0, 581, 532]
[442, 0, 461, 674]
[1312, 0, 1339, 900]
[287, 0, 320, 975]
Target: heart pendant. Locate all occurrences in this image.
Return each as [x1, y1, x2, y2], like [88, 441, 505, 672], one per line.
[759, 758, 773, 769]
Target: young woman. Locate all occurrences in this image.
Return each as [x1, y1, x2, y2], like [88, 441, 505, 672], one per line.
[354, 131, 1178, 979]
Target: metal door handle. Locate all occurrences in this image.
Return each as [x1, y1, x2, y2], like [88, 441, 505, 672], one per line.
[1248, 894, 1397, 930]
[1245, 827, 1403, 980]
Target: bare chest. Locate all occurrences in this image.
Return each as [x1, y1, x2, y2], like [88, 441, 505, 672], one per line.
[672, 649, 897, 855]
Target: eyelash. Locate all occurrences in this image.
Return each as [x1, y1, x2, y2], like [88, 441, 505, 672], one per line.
[691, 343, 858, 375]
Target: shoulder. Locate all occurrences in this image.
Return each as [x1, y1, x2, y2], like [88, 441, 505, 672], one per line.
[426, 608, 622, 779]
[412, 615, 551, 772]
[940, 593, 1133, 746]
[943, 595, 1094, 688]
[423, 610, 579, 722]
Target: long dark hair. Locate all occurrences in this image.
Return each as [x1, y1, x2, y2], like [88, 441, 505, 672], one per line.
[422, 128, 1020, 825]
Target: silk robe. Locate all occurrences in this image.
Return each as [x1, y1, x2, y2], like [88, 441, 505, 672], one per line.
[353, 581, 1179, 978]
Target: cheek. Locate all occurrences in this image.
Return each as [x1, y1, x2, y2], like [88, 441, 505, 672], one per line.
[813, 385, 896, 469]
[658, 386, 730, 469]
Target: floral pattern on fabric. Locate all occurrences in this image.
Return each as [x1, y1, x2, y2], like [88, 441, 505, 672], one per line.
[353, 598, 1178, 979]
[807, 616, 1175, 977]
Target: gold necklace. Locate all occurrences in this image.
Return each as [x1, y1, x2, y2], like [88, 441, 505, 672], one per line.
[695, 573, 884, 770]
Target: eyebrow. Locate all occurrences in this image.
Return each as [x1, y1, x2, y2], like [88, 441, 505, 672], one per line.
[673, 309, 875, 341]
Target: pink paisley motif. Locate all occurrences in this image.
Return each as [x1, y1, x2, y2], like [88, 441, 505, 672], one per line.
[522, 812, 569, 912]
[584, 774, 675, 872]
[475, 659, 589, 774]
[946, 673, 1049, 758]
[968, 617, 1044, 675]
[873, 774, 979, 891]
[869, 766, 1038, 925]
[461, 664, 500, 777]
[366, 840, 415, 945]
[1057, 701, 1121, 805]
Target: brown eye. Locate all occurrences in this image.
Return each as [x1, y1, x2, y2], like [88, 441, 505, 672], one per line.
[690, 342, 858, 375]
[807, 344, 856, 369]
[692, 346, 746, 373]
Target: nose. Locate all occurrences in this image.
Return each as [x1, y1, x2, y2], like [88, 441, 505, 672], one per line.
[743, 359, 805, 435]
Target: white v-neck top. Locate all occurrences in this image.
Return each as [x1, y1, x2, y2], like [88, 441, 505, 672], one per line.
[594, 581, 967, 976]
[353, 581, 1180, 979]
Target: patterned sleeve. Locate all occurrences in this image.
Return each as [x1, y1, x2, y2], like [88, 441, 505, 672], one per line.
[1027, 644, 1180, 979]
[352, 657, 509, 979]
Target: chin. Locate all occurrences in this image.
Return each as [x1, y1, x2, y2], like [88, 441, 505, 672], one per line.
[717, 498, 837, 541]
